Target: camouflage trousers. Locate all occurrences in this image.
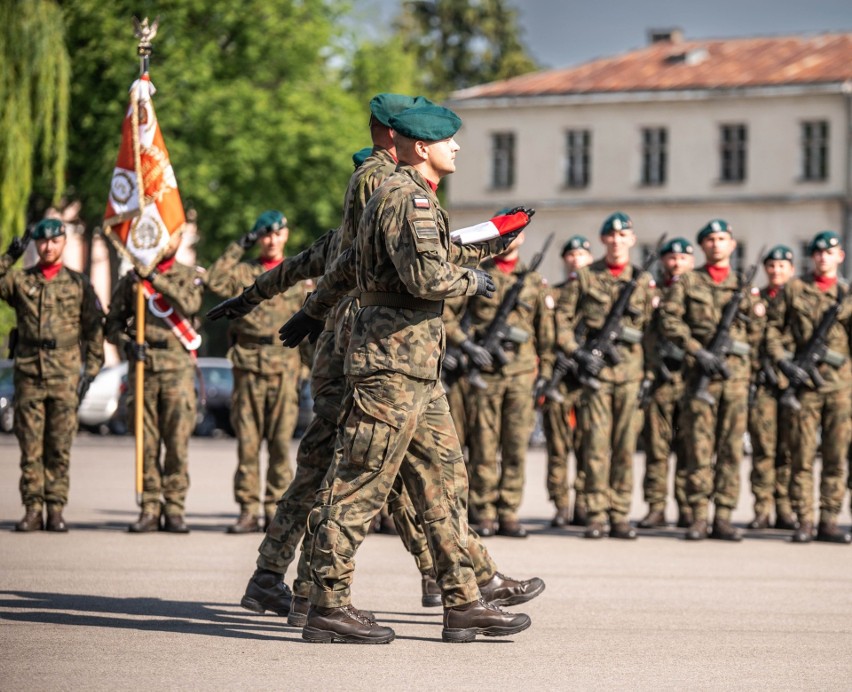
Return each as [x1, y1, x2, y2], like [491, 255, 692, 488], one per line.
[681, 377, 747, 522]
[230, 367, 298, 516]
[307, 373, 480, 608]
[580, 379, 643, 523]
[747, 386, 793, 517]
[128, 366, 195, 515]
[14, 371, 79, 509]
[445, 375, 473, 453]
[541, 383, 583, 511]
[468, 369, 537, 522]
[788, 386, 851, 524]
[641, 376, 688, 512]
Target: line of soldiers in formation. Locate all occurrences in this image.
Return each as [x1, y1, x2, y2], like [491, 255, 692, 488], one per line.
[2, 93, 850, 645]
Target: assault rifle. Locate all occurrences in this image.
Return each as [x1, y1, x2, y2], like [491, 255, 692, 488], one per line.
[543, 235, 666, 402]
[441, 312, 471, 390]
[692, 252, 763, 405]
[638, 338, 685, 408]
[467, 233, 554, 390]
[777, 287, 848, 411]
[748, 356, 780, 407]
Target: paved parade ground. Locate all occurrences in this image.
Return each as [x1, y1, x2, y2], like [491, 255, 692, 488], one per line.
[1, 433, 851, 690]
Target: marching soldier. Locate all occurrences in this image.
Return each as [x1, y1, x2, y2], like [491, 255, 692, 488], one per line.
[554, 212, 655, 540]
[207, 210, 305, 533]
[746, 245, 797, 531]
[660, 220, 764, 542]
[105, 232, 204, 533]
[1, 219, 104, 532]
[638, 237, 694, 529]
[465, 231, 553, 538]
[765, 231, 852, 544]
[541, 235, 592, 528]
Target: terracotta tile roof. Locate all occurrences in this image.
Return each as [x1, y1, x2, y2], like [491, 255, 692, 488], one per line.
[451, 32, 852, 99]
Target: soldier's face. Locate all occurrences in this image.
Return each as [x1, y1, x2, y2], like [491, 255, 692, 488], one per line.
[662, 252, 693, 277]
[812, 246, 844, 277]
[601, 230, 635, 265]
[699, 232, 735, 264]
[764, 259, 793, 287]
[424, 137, 459, 176]
[259, 227, 288, 261]
[35, 235, 65, 265]
[563, 249, 592, 273]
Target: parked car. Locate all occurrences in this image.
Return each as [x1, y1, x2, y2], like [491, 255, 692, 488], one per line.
[0, 359, 14, 433]
[78, 362, 128, 435]
[194, 357, 234, 437]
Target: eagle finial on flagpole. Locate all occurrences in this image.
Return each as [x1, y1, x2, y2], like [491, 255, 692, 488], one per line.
[133, 16, 159, 73]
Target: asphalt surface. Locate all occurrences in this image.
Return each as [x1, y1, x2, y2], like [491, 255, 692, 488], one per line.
[1, 432, 851, 690]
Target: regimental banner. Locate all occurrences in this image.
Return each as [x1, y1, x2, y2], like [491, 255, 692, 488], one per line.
[103, 73, 185, 275]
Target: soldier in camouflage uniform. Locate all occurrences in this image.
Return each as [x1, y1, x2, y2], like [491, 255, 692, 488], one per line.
[554, 212, 655, 540]
[765, 231, 852, 544]
[746, 245, 797, 531]
[207, 210, 305, 533]
[660, 220, 764, 542]
[442, 295, 475, 453]
[464, 231, 553, 538]
[541, 235, 592, 528]
[1, 219, 104, 532]
[105, 232, 204, 533]
[638, 237, 694, 530]
[296, 104, 537, 644]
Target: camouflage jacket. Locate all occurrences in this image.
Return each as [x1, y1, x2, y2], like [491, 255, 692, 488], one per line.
[105, 261, 203, 372]
[660, 266, 764, 383]
[765, 274, 852, 392]
[0, 255, 104, 380]
[206, 242, 305, 373]
[642, 277, 683, 383]
[347, 165, 497, 381]
[459, 257, 553, 377]
[555, 259, 655, 384]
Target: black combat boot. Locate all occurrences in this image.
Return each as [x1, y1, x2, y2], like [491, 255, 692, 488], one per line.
[15, 507, 43, 532]
[570, 503, 588, 527]
[584, 520, 606, 539]
[302, 605, 394, 644]
[240, 568, 293, 615]
[128, 511, 159, 533]
[475, 518, 498, 537]
[442, 598, 531, 643]
[479, 572, 545, 607]
[792, 520, 814, 543]
[676, 507, 693, 528]
[638, 507, 666, 529]
[227, 512, 261, 534]
[421, 575, 442, 607]
[774, 512, 799, 531]
[163, 513, 190, 533]
[815, 520, 852, 544]
[497, 519, 528, 538]
[45, 505, 68, 532]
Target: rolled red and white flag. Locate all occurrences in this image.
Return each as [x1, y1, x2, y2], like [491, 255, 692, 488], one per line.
[450, 208, 532, 245]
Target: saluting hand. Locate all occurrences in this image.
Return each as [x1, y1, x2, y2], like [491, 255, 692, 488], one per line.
[278, 309, 324, 348]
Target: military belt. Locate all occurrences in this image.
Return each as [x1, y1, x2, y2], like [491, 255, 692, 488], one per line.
[148, 340, 171, 349]
[21, 335, 78, 350]
[237, 334, 275, 346]
[360, 291, 444, 315]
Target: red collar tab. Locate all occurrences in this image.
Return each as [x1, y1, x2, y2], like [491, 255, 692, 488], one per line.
[261, 257, 283, 272]
[39, 262, 63, 281]
[493, 256, 519, 275]
[814, 274, 837, 292]
[425, 179, 438, 192]
[706, 265, 730, 284]
[606, 262, 628, 277]
[156, 256, 176, 274]
[767, 286, 779, 299]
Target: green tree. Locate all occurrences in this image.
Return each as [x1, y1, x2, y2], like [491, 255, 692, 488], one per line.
[393, 0, 537, 98]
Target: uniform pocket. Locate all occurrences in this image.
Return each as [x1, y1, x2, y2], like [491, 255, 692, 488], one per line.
[342, 384, 408, 471]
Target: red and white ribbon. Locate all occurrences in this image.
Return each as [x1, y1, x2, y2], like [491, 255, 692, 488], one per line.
[141, 280, 202, 352]
[450, 210, 530, 245]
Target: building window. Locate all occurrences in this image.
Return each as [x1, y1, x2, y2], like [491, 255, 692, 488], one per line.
[801, 121, 829, 181]
[491, 132, 515, 189]
[565, 129, 591, 188]
[719, 124, 747, 182]
[641, 127, 667, 186]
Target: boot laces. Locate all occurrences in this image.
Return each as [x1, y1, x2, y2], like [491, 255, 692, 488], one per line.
[342, 604, 373, 626]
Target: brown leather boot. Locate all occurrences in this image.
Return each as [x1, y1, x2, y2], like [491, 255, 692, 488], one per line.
[227, 512, 261, 534]
[584, 520, 606, 539]
[15, 507, 43, 532]
[287, 596, 310, 627]
[240, 568, 293, 616]
[163, 514, 190, 534]
[128, 511, 159, 533]
[302, 605, 394, 644]
[550, 506, 570, 528]
[685, 519, 708, 541]
[774, 512, 799, 531]
[610, 521, 638, 540]
[710, 518, 743, 542]
[792, 520, 814, 543]
[479, 572, 545, 607]
[442, 598, 531, 643]
[746, 514, 770, 530]
[497, 519, 528, 538]
[45, 505, 68, 532]
[421, 575, 442, 608]
[638, 507, 666, 529]
[815, 519, 852, 544]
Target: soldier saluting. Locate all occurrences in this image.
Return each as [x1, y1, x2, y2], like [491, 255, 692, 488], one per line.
[1, 219, 105, 532]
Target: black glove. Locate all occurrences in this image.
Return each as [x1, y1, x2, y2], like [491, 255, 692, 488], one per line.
[533, 376, 548, 405]
[278, 309, 324, 348]
[76, 374, 94, 409]
[572, 348, 605, 378]
[777, 358, 808, 384]
[694, 348, 723, 377]
[506, 206, 535, 222]
[238, 228, 261, 250]
[460, 339, 493, 369]
[5, 234, 29, 262]
[207, 290, 255, 321]
[124, 341, 147, 363]
[471, 269, 496, 298]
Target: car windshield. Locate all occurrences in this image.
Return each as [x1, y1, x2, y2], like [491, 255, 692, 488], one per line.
[202, 366, 233, 388]
[0, 367, 13, 387]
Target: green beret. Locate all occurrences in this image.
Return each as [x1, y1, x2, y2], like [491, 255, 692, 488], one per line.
[764, 244, 794, 263]
[31, 218, 65, 240]
[389, 104, 462, 142]
[808, 230, 841, 254]
[561, 235, 591, 255]
[352, 147, 373, 167]
[600, 212, 632, 236]
[697, 219, 732, 243]
[251, 210, 286, 236]
[369, 94, 433, 127]
[661, 237, 694, 256]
